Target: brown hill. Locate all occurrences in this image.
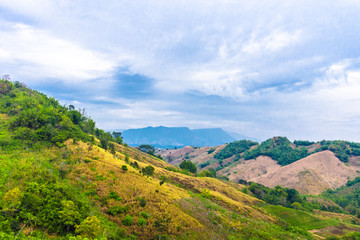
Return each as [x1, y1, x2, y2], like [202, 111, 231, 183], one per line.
[157, 145, 226, 167]
[250, 151, 360, 195]
[218, 156, 282, 182]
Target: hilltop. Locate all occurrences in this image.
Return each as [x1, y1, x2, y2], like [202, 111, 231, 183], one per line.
[121, 126, 236, 148]
[1, 79, 360, 239]
[158, 138, 360, 195]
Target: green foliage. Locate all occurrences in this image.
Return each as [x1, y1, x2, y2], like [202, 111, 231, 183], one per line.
[293, 140, 315, 146]
[346, 176, 360, 187]
[107, 206, 129, 216]
[243, 137, 309, 166]
[137, 218, 147, 226]
[159, 175, 166, 186]
[207, 147, 215, 154]
[214, 140, 258, 160]
[245, 183, 305, 209]
[318, 140, 360, 162]
[142, 165, 155, 176]
[107, 191, 122, 201]
[179, 160, 197, 173]
[140, 211, 150, 219]
[153, 215, 171, 233]
[137, 197, 146, 207]
[198, 167, 216, 178]
[75, 216, 101, 239]
[0, 79, 123, 149]
[121, 165, 128, 171]
[263, 204, 331, 230]
[138, 144, 155, 156]
[322, 179, 360, 217]
[1, 187, 23, 212]
[122, 215, 133, 226]
[112, 131, 123, 144]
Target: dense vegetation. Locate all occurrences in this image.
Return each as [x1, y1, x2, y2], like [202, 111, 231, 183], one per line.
[243, 137, 309, 166]
[179, 160, 197, 173]
[214, 140, 258, 160]
[322, 177, 360, 217]
[316, 140, 360, 163]
[0, 80, 121, 151]
[212, 137, 360, 167]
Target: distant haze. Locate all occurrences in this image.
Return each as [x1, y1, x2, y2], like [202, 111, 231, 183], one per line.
[122, 126, 237, 148]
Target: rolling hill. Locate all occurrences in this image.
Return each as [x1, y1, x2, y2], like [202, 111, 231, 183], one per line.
[159, 138, 360, 195]
[1, 79, 360, 239]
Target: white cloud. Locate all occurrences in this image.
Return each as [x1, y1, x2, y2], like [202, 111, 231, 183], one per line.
[2, 0, 360, 141]
[0, 22, 115, 83]
[242, 30, 303, 54]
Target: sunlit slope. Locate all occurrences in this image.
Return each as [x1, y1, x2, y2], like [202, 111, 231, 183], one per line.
[64, 140, 284, 238]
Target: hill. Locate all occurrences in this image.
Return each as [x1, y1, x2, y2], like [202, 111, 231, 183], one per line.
[159, 138, 360, 195]
[121, 126, 235, 148]
[1, 79, 360, 239]
[250, 151, 360, 195]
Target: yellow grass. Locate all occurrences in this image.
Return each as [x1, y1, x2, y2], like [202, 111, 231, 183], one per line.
[64, 140, 279, 238]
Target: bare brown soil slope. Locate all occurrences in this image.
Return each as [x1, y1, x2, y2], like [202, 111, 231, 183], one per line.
[250, 151, 360, 195]
[157, 145, 226, 167]
[218, 156, 282, 182]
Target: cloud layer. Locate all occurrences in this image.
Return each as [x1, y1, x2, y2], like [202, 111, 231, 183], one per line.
[1, 0, 360, 141]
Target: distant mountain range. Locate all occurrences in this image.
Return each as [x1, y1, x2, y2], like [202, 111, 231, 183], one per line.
[121, 126, 238, 148]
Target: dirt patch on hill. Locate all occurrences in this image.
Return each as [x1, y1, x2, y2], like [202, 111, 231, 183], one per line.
[250, 151, 359, 195]
[157, 145, 226, 167]
[218, 156, 281, 182]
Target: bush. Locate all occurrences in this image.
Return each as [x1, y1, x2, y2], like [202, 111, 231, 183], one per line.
[179, 160, 197, 173]
[122, 215, 133, 226]
[107, 206, 129, 216]
[142, 165, 155, 176]
[121, 165, 128, 171]
[140, 211, 150, 219]
[137, 197, 146, 207]
[137, 218, 147, 226]
[107, 191, 122, 201]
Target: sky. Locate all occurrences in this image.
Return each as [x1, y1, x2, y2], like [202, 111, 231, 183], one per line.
[1, 0, 360, 142]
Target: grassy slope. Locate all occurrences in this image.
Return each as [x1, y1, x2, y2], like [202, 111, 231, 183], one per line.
[1, 82, 360, 239]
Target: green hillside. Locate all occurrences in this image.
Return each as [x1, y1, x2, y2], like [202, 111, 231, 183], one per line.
[1, 79, 360, 239]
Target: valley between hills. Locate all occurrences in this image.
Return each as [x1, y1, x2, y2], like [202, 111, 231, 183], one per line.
[1, 79, 360, 240]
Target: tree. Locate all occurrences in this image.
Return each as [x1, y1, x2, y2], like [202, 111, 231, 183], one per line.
[179, 160, 197, 173]
[1, 188, 23, 213]
[112, 131, 123, 144]
[75, 216, 101, 239]
[58, 200, 80, 233]
[142, 165, 155, 176]
[139, 144, 155, 156]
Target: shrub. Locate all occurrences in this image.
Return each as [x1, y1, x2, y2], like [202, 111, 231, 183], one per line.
[137, 218, 147, 226]
[75, 216, 101, 239]
[108, 191, 122, 201]
[122, 215, 133, 226]
[140, 211, 150, 219]
[107, 206, 129, 216]
[179, 160, 197, 173]
[207, 148, 215, 154]
[137, 197, 146, 207]
[121, 165, 128, 171]
[142, 165, 155, 176]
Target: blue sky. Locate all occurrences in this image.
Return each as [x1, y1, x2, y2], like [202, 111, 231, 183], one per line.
[1, 0, 360, 141]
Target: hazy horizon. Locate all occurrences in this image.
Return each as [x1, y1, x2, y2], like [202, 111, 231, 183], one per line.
[1, 1, 360, 141]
